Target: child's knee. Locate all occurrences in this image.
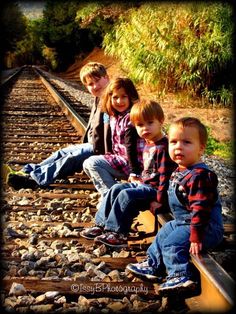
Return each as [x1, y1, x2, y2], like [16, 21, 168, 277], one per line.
[83, 157, 93, 171]
[83, 156, 103, 172]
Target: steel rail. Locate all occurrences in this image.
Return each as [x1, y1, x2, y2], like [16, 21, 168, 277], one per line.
[34, 67, 87, 135]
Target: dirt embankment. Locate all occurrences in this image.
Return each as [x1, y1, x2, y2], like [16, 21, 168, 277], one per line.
[60, 47, 232, 142]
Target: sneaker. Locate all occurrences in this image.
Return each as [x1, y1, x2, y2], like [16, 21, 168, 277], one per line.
[1, 164, 26, 184]
[159, 276, 196, 295]
[126, 260, 162, 281]
[80, 226, 104, 240]
[94, 232, 128, 248]
[7, 173, 38, 190]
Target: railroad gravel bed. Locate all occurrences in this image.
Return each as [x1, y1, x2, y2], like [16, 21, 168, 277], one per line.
[39, 69, 236, 281]
[1, 68, 234, 313]
[38, 68, 94, 110]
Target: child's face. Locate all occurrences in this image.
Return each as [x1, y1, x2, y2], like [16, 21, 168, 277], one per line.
[85, 75, 109, 97]
[111, 87, 130, 113]
[168, 125, 205, 168]
[135, 118, 163, 143]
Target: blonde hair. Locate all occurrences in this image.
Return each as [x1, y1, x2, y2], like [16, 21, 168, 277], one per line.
[170, 117, 208, 146]
[130, 99, 164, 125]
[80, 62, 107, 85]
[102, 77, 139, 116]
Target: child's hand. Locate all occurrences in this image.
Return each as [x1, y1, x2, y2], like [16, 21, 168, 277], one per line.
[189, 242, 202, 255]
[149, 201, 162, 215]
[128, 175, 142, 183]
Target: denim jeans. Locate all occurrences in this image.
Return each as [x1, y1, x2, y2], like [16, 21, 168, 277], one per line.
[23, 143, 94, 186]
[83, 155, 128, 198]
[95, 182, 157, 234]
[146, 165, 224, 279]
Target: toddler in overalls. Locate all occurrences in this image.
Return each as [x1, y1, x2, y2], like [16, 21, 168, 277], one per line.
[126, 117, 224, 295]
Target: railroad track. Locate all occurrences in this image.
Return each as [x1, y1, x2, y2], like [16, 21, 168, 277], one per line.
[0, 66, 235, 313]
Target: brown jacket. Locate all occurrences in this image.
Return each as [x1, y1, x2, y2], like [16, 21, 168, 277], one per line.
[83, 97, 112, 154]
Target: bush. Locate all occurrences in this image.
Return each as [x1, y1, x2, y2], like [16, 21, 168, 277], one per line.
[103, 2, 233, 106]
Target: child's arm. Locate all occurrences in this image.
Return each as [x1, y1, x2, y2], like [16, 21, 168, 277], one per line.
[152, 147, 176, 212]
[149, 201, 163, 215]
[103, 113, 112, 153]
[187, 169, 219, 244]
[124, 126, 143, 178]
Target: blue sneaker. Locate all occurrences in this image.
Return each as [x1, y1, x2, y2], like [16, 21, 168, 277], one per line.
[159, 276, 196, 295]
[126, 260, 163, 281]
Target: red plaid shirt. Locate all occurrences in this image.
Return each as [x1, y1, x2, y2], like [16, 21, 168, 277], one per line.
[141, 136, 177, 206]
[171, 165, 220, 242]
[104, 111, 145, 176]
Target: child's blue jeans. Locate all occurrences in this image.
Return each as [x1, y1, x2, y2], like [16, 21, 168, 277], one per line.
[146, 165, 224, 279]
[23, 143, 94, 186]
[83, 156, 128, 198]
[95, 182, 157, 234]
[147, 218, 223, 279]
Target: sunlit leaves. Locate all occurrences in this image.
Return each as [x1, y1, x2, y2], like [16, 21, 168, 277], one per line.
[103, 2, 233, 106]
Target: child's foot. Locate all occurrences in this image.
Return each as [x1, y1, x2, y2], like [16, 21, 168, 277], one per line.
[94, 231, 128, 248]
[7, 173, 38, 190]
[1, 164, 25, 184]
[158, 276, 196, 295]
[80, 226, 104, 240]
[126, 260, 163, 281]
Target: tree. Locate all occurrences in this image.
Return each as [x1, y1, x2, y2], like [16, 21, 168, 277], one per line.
[41, 0, 90, 71]
[14, 19, 45, 65]
[0, 1, 27, 68]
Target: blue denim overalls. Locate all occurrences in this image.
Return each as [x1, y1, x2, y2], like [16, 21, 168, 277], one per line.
[146, 163, 224, 279]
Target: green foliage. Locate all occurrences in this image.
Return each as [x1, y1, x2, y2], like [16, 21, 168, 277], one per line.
[2, 1, 233, 107]
[42, 46, 58, 70]
[43, 1, 79, 45]
[41, 0, 90, 70]
[201, 86, 233, 108]
[14, 19, 45, 65]
[75, 2, 132, 47]
[76, 2, 103, 28]
[103, 2, 233, 106]
[205, 126, 233, 160]
[0, 1, 27, 67]
[211, 142, 234, 160]
[206, 135, 233, 160]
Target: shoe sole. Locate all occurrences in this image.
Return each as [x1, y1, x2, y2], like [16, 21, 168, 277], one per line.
[95, 237, 128, 248]
[126, 265, 160, 280]
[80, 232, 99, 240]
[159, 281, 196, 296]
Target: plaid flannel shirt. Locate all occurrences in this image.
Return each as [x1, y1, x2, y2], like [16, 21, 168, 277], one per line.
[141, 136, 177, 206]
[170, 165, 220, 242]
[104, 111, 144, 176]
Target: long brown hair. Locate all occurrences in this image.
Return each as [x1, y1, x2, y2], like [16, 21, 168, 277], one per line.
[102, 77, 139, 116]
